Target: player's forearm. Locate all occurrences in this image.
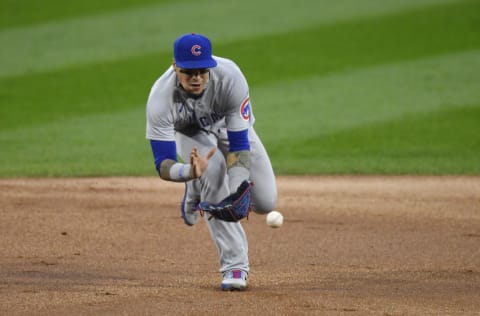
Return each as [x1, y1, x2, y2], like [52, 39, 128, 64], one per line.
[227, 150, 250, 192]
[159, 159, 194, 182]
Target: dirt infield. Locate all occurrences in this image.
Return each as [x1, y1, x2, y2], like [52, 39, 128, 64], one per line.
[1, 176, 479, 315]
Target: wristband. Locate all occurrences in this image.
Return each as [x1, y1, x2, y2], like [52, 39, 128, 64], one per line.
[169, 163, 193, 182]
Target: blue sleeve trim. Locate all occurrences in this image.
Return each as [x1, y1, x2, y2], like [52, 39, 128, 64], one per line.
[227, 129, 250, 152]
[150, 140, 177, 172]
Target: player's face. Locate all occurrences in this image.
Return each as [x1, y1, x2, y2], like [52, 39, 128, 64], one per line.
[174, 65, 210, 95]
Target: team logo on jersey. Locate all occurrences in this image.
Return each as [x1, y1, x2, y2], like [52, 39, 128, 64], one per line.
[191, 45, 201, 56]
[240, 98, 251, 121]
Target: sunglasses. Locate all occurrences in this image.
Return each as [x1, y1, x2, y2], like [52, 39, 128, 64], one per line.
[179, 68, 210, 76]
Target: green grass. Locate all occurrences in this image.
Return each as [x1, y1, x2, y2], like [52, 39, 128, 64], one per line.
[269, 105, 480, 174]
[0, 0, 479, 176]
[223, 0, 480, 85]
[0, 0, 172, 29]
[0, 108, 149, 176]
[0, 0, 455, 78]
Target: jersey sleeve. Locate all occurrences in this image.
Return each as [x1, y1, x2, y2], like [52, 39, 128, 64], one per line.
[145, 75, 176, 141]
[221, 63, 255, 132]
[227, 130, 250, 152]
[150, 139, 177, 172]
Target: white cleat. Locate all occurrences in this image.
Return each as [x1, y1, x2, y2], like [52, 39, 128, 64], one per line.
[221, 269, 248, 291]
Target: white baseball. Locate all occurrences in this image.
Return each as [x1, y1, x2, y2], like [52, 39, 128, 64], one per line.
[266, 211, 283, 228]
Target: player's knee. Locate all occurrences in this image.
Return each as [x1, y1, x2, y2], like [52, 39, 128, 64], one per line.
[251, 192, 277, 214]
[204, 152, 227, 187]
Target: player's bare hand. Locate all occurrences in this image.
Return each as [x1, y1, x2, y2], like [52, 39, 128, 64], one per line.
[190, 146, 216, 178]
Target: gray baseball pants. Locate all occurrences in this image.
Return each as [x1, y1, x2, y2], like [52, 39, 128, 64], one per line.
[175, 126, 277, 273]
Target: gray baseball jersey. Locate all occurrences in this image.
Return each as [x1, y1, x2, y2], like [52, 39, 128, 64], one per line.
[146, 56, 254, 141]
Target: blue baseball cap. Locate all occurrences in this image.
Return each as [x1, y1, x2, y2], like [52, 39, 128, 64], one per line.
[173, 33, 217, 69]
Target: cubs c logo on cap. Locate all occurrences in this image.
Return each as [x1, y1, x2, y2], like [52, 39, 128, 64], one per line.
[191, 45, 201, 56]
[240, 97, 251, 121]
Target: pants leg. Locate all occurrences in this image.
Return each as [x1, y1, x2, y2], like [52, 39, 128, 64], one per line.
[248, 128, 278, 214]
[216, 127, 278, 214]
[175, 129, 249, 273]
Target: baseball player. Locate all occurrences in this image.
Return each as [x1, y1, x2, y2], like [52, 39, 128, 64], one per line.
[146, 33, 277, 290]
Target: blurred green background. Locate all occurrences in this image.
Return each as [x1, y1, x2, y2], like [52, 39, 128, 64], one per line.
[1, 0, 479, 176]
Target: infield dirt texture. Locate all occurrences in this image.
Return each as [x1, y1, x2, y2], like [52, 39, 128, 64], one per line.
[1, 176, 479, 315]
[2, 0, 480, 315]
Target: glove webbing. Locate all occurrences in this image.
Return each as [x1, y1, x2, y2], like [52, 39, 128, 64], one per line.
[199, 205, 250, 221]
[197, 181, 253, 221]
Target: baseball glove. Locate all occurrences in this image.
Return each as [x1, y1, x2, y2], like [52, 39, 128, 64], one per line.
[196, 180, 252, 222]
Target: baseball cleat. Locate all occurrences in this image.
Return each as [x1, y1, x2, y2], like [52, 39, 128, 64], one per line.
[221, 269, 248, 291]
[180, 182, 200, 226]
